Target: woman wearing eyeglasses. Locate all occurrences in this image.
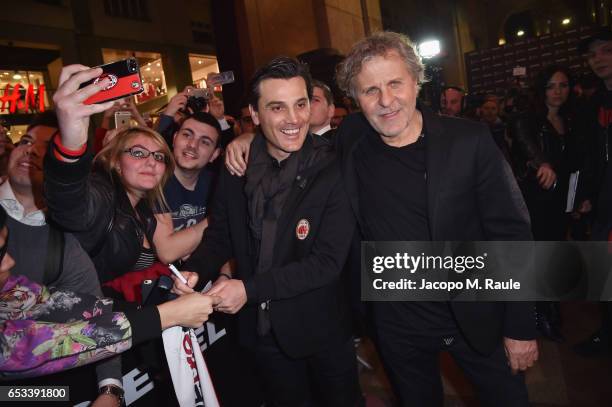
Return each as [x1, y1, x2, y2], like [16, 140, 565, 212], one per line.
[0, 205, 219, 381]
[42, 65, 204, 292]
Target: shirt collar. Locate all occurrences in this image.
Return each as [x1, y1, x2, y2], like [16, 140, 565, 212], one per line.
[0, 179, 46, 226]
[313, 124, 332, 136]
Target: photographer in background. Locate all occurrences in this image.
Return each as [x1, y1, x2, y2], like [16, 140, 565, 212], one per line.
[440, 85, 465, 117]
[157, 86, 235, 150]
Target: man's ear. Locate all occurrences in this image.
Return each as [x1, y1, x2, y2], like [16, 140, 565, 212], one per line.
[327, 103, 335, 121]
[172, 130, 179, 147]
[209, 147, 222, 163]
[249, 105, 260, 126]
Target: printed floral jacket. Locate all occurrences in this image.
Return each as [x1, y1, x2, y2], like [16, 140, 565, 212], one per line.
[0, 275, 132, 380]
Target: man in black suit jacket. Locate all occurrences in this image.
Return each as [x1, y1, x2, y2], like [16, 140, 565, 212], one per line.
[175, 57, 361, 407]
[333, 32, 538, 406]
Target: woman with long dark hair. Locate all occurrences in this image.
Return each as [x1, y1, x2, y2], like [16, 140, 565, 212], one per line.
[510, 65, 581, 342]
[512, 65, 579, 240]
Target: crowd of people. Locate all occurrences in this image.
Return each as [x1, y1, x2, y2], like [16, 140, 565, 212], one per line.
[0, 26, 611, 407]
[432, 31, 612, 354]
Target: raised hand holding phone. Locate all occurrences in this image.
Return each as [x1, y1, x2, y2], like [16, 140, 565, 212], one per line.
[78, 58, 144, 105]
[53, 65, 116, 150]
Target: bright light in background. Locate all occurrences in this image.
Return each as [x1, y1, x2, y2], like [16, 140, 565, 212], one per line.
[12, 73, 21, 80]
[517, 30, 525, 37]
[419, 40, 441, 59]
[498, 38, 506, 45]
[562, 18, 571, 25]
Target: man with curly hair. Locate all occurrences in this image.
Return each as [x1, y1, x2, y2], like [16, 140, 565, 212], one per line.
[334, 31, 537, 407]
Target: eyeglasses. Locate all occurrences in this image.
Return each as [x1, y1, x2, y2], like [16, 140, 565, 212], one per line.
[122, 145, 167, 164]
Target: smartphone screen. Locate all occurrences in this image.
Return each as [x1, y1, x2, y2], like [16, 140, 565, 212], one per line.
[79, 58, 144, 105]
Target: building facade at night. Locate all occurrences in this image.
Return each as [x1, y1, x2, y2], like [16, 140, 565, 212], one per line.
[1, 0, 219, 138]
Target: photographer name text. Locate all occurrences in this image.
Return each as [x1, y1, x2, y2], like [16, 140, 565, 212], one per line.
[372, 278, 520, 291]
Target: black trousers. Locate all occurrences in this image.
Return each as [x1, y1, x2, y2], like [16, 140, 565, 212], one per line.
[374, 325, 529, 407]
[253, 332, 362, 407]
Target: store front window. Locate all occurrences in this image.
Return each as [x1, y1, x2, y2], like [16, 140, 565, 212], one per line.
[0, 70, 49, 116]
[189, 54, 219, 89]
[102, 49, 166, 104]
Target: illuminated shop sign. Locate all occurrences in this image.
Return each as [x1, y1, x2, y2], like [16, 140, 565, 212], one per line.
[0, 83, 46, 113]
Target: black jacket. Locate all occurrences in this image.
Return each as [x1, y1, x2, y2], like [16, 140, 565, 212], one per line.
[44, 149, 157, 283]
[509, 112, 580, 188]
[186, 136, 355, 358]
[575, 87, 612, 239]
[335, 105, 536, 355]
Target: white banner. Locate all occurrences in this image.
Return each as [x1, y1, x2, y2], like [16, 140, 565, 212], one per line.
[162, 326, 219, 407]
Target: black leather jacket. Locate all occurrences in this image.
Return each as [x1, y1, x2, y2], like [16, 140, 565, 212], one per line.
[509, 112, 579, 188]
[44, 149, 157, 283]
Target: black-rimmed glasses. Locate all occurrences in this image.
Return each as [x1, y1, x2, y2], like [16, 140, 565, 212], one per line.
[122, 145, 167, 164]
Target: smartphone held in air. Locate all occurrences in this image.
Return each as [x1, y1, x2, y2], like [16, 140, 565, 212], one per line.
[79, 58, 144, 105]
[114, 111, 132, 128]
[186, 87, 212, 99]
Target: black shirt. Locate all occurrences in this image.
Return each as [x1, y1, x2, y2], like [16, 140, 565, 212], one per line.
[355, 128, 430, 241]
[354, 128, 457, 336]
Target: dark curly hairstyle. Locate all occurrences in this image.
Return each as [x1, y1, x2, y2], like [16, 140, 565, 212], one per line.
[248, 56, 313, 111]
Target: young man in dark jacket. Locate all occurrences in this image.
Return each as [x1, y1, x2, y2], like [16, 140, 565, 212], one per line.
[573, 28, 612, 356]
[175, 57, 361, 406]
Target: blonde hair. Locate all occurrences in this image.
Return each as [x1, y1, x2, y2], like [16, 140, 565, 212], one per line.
[94, 126, 175, 211]
[336, 31, 426, 99]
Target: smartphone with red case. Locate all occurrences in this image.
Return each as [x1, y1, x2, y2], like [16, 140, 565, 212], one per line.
[79, 58, 144, 105]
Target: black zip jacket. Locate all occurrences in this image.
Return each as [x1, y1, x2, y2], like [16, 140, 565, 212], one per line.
[43, 147, 157, 283]
[186, 135, 356, 358]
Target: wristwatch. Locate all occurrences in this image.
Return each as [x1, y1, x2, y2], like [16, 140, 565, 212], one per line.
[99, 384, 125, 406]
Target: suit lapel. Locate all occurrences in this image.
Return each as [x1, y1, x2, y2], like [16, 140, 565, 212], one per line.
[340, 114, 372, 237]
[275, 167, 319, 241]
[423, 106, 452, 240]
[344, 140, 362, 228]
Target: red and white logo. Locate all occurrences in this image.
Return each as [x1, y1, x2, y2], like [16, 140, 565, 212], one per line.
[296, 219, 310, 240]
[94, 73, 118, 90]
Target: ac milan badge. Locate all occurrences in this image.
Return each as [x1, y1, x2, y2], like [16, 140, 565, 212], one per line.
[94, 73, 118, 90]
[296, 219, 310, 240]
